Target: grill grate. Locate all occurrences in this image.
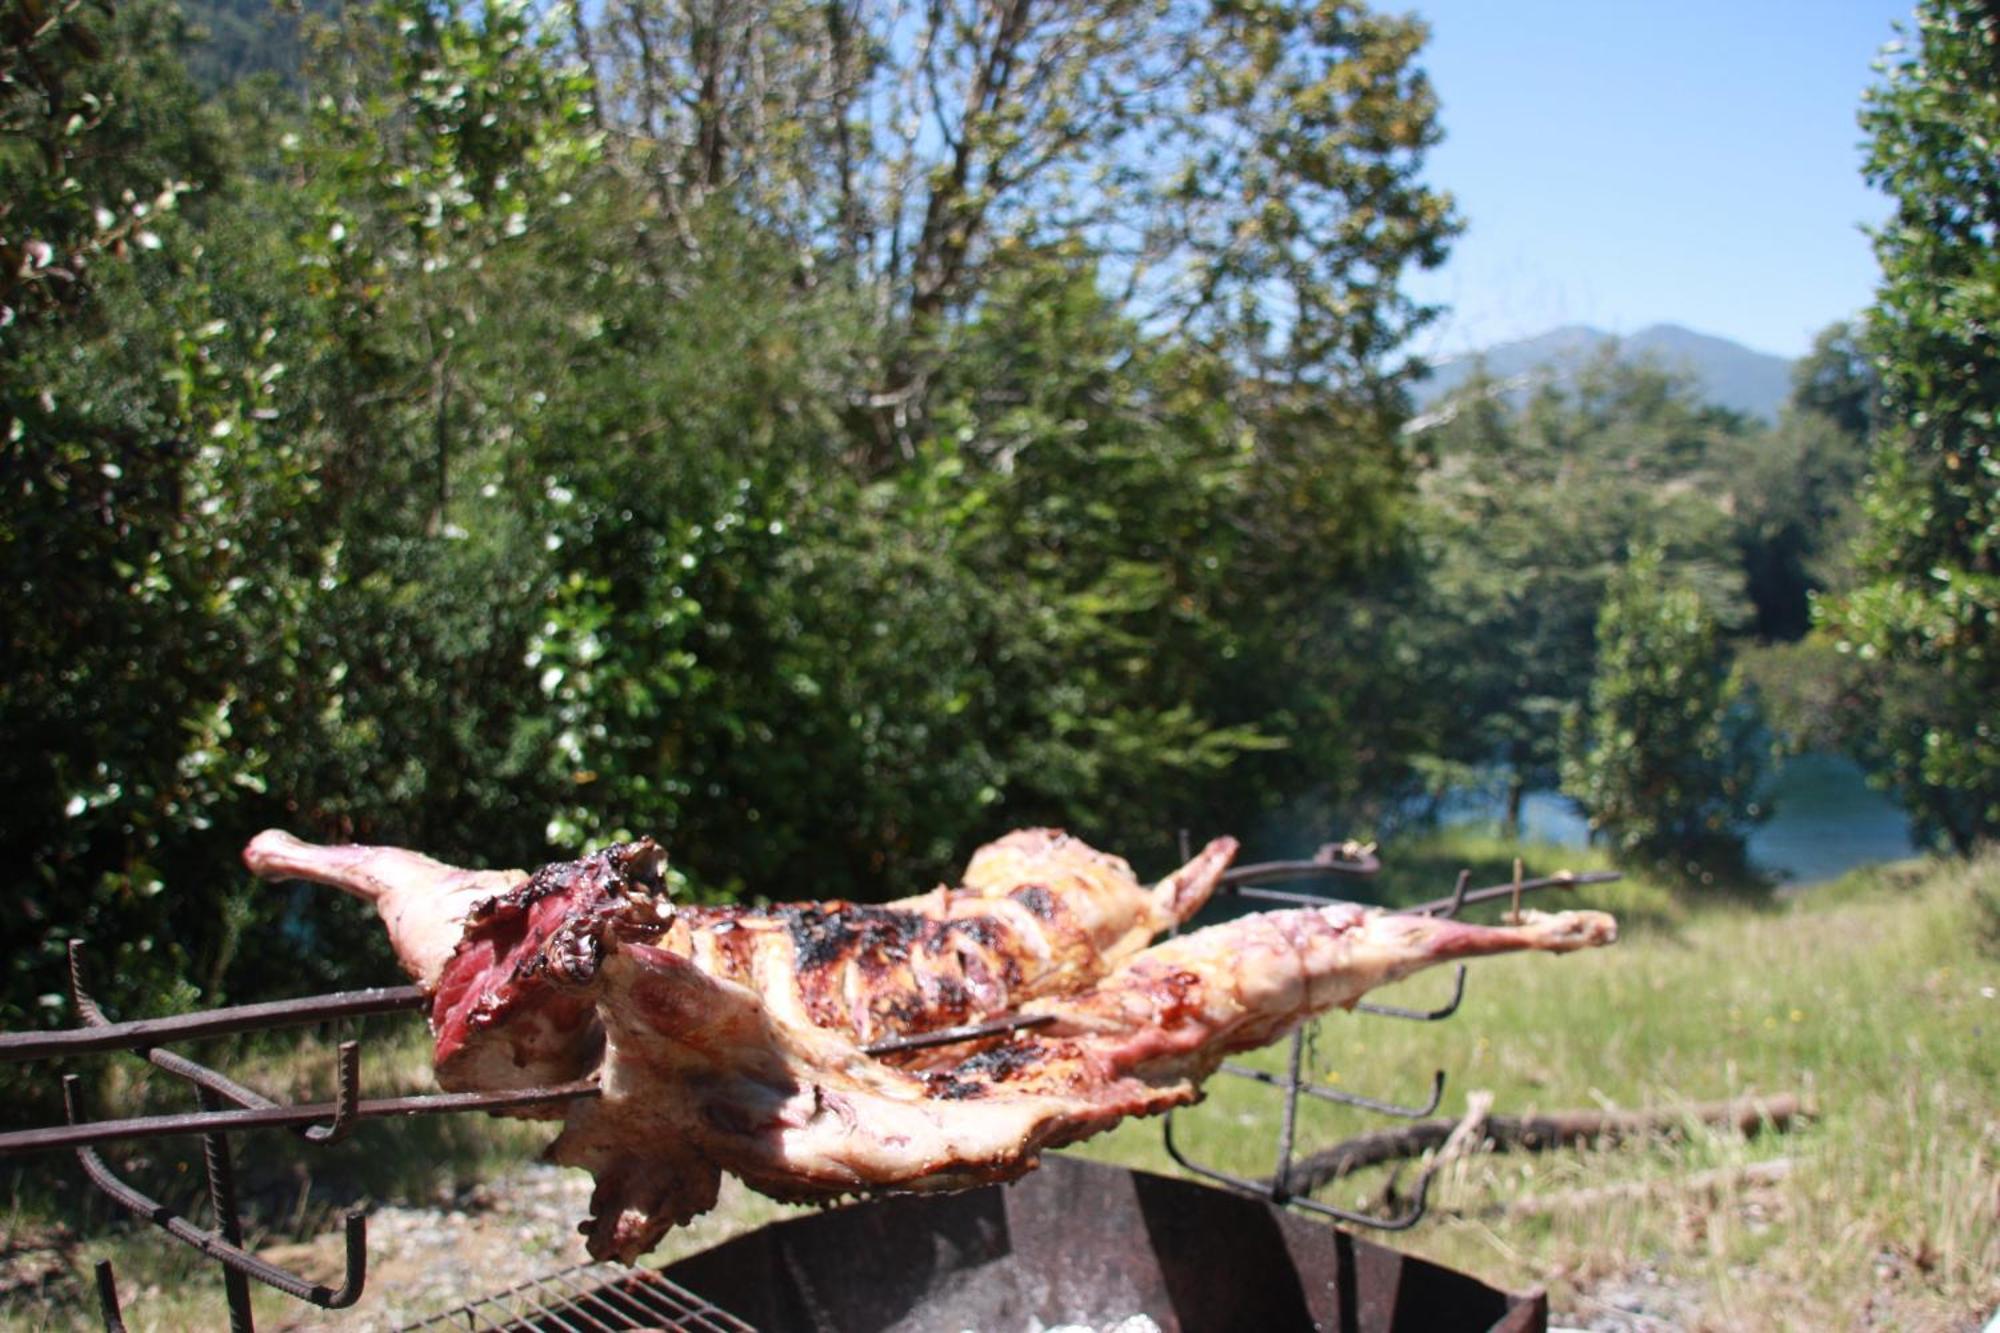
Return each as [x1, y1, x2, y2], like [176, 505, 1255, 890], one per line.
[398, 1261, 758, 1332]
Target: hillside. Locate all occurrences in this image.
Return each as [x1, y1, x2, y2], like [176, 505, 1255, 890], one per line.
[1415, 322, 1795, 421]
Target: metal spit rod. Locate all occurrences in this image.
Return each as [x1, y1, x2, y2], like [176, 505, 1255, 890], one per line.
[0, 982, 429, 1063]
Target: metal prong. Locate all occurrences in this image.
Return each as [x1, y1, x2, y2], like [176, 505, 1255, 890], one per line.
[1219, 1062, 1448, 1119]
[1355, 966, 1468, 1022]
[1287, 1159, 1438, 1232]
[1163, 1113, 1437, 1231]
[1429, 869, 1472, 919]
[861, 1013, 1054, 1057]
[67, 941, 110, 1028]
[93, 1260, 126, 1333]
[302, 1042, 361, 1144]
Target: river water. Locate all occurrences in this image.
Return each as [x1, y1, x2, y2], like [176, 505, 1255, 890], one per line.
[1435, 751, 1920, 886]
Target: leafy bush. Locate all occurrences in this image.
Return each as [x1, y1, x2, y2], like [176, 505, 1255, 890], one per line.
[1561, 547, 1765, 882]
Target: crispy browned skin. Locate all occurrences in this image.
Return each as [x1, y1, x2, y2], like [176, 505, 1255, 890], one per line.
[246, 828, 1235, 1095]
[547, 894, 1616, 1261]
[675, 830, 1237, 1045]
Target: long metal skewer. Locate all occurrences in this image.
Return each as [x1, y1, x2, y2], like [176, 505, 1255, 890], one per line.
[0, 983, 428, 1062]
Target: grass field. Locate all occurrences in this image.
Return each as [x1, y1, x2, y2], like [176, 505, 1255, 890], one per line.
[4, 838, 1996, 1330]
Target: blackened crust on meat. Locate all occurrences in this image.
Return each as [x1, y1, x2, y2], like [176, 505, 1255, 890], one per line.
[927, 1078, 985, 1100]
[921, 1037, 1044, 1100]
[1010, 884, 1057, 920]
[777, 904, 922, 971]
[464, 839, 667, 929]
[957, 1038, 1039, 1082]
[772, 902, 1051, 1038]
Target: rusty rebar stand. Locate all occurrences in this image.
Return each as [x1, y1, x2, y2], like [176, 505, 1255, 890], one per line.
[1161, 840, 1618, 1229]
[0, 944, 601, 1331]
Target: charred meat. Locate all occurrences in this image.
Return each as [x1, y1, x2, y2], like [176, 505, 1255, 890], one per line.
[245, 828, 1615, 1260]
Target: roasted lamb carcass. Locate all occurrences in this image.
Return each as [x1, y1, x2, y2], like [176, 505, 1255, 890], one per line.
[243, 828, 1236, 1097]
[246, 828, 1616, 1261]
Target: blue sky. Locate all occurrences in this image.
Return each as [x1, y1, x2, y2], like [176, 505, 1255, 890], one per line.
[1401, 1, 1914, 360]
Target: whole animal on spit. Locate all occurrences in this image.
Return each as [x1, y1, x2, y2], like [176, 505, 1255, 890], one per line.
[246, 827, 1617, 1262]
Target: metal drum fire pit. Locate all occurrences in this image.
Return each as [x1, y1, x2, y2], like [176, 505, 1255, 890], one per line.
[650, 1156, 1544, 1332]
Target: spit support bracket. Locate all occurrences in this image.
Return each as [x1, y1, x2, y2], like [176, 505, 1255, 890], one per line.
[0, 943, 606, 1333]
[1160, 836, 1620, 1230]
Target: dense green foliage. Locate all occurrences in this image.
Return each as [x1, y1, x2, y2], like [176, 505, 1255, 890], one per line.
[2, 0, 1986, 1032]
[1559, 547, 1762, 879]
[1732, 323, 1875, 641]
[1402, 353, 1800, 833]
[1821, 0, 2000, 853]
[0, 0, 1461, 1021]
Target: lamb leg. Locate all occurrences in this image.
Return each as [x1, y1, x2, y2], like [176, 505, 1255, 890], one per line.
[243, 830, 526, 988]
[1027, 903, 1620, 1082]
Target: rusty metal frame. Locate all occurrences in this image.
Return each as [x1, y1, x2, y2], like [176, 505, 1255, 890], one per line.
[0, 943, 616, 1330]
[1159, 844, 1618, 1230]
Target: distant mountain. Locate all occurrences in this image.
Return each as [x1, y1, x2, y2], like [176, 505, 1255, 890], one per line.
[1413, 323, 1794, 423]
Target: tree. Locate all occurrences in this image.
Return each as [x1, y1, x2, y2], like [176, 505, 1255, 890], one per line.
[0, 0, 1464, 1030]
[1823, 0, 2000, 852]
[1404, 355, 1750, 833]
[1560, 547, 1763, 881]
[1790, 319, 1879, 442]
[2, 0, 254, 1021]
[1726, 324, 1875, 642]
[575, 0, 1461, 460]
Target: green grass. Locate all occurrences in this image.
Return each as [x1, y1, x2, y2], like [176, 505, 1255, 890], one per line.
[5, 843, 1994, 1330]
[1079, 844, 2000, 1330]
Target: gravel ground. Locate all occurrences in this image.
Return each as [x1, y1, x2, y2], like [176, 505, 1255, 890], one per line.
[248, 1164, 797, 1331]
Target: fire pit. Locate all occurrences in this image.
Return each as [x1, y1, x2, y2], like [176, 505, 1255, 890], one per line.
[658, 1155, 1542, 1332]
[400, 1156, 1542, 1332]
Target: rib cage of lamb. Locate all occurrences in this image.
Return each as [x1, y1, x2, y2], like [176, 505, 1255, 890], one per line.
[245, 827, 1617, 1262]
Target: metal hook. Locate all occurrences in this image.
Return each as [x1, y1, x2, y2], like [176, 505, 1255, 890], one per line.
[1284, 1158, 1438, 1232]
[59, 1076, 370, 1310]
[1408, 868, 1619, 919]
[67, 940, 110, 1028]
[63, 941, 282, 1114]
[1221, 841, 1383, 890]
[1428, 869, 1472, 919]
[1354, 966, 1468, 1022]
[1161, 1112, 1437, 1231]
[1307, 1068, 1447, 1119]
[93, 1260, 126, 1333]
[301, 1041, 360, 1145]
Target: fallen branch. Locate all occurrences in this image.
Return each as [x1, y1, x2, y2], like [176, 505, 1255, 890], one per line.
[1279, 1093, 1805, 1194]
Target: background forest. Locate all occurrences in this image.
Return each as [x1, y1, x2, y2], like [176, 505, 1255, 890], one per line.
[3, 0, 1995, 1027]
